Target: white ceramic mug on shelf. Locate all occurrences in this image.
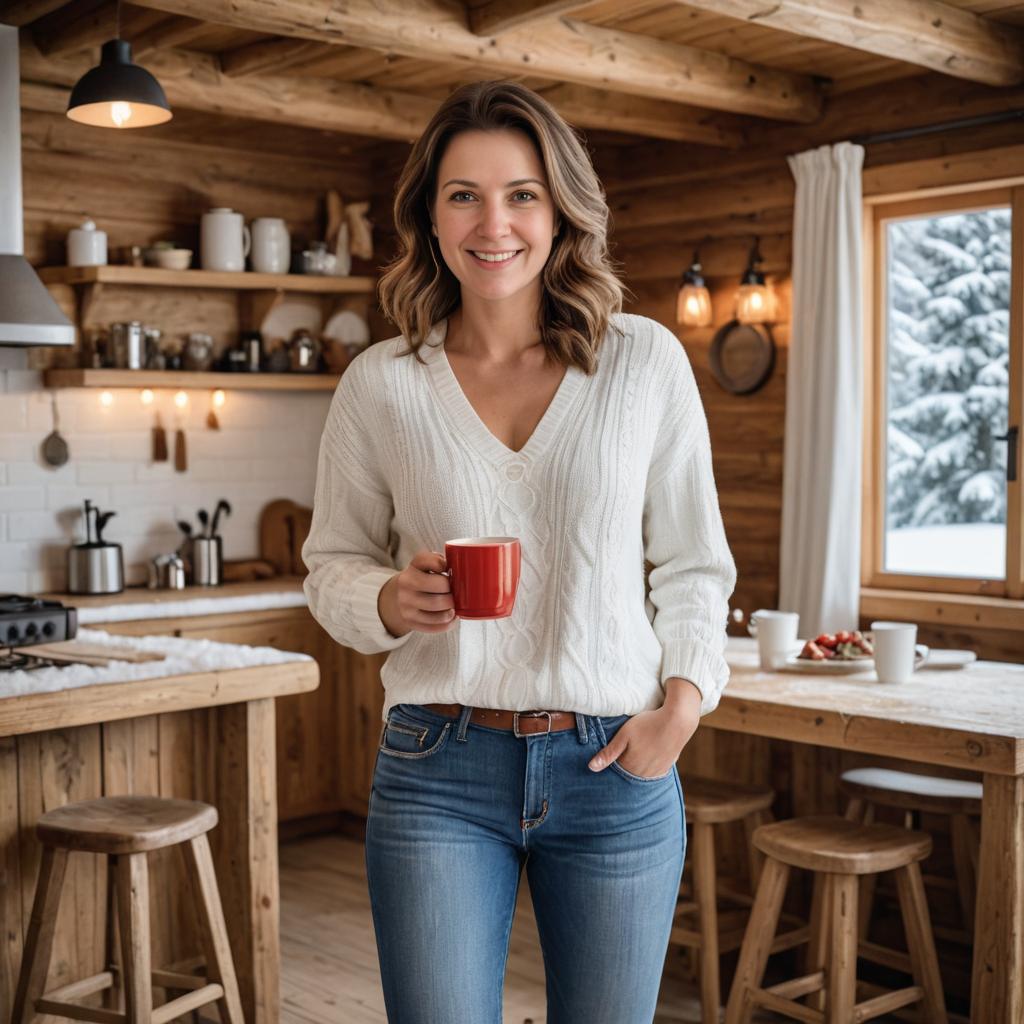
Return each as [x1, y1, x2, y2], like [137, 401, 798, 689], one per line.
[200, 207, 250, 272]
[250, 217, 290, 274]
[748, 609, 799, 670]
[871, 621, 919, 683]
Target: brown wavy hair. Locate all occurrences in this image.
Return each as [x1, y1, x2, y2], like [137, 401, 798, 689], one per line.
[377, 80, 630, 375]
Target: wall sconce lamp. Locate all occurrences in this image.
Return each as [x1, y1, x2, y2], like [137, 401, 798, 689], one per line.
[735, 237, 774, 325]
[66, 5, 172, 129]
[675, 250, 713, 327]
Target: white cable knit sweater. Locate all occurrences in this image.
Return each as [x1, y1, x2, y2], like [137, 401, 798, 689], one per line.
[302, 312, 737, 722]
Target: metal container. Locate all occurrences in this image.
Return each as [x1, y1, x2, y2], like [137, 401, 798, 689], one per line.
[148, 553, 186, 590]
[67, 543, 124, 594]
[110, 321, 144, 369]
[186, 536, 222, 586]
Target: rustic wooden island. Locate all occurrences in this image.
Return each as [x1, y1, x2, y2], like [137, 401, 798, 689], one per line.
[0, 635, 318, 1024]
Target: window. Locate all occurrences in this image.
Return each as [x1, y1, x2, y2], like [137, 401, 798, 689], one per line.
[866, 188, 1023, 598]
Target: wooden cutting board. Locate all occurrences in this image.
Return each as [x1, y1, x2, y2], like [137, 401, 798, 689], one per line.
[14, 640, 166, 664]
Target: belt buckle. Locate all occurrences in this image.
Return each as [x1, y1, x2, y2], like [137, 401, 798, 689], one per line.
[513, 710, 552, 738]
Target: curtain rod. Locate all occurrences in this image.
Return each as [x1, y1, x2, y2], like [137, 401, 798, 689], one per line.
[850, 108, 1024, 146]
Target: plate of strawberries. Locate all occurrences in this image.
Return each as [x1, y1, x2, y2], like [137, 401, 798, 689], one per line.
[786, 630, 876, 673]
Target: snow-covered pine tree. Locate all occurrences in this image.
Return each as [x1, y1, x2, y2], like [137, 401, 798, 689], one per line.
[886, 209, 1010, 531]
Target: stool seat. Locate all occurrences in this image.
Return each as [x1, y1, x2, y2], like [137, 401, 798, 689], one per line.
[683, 776, 775, 824]
[841, 767, 983, 815]
[753, 815, 932, 875]
[37, 795, 218, 854]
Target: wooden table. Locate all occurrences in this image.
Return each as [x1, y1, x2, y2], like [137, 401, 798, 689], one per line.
[0, 657, 319, 1024]
[709, 639, 1024, 1023]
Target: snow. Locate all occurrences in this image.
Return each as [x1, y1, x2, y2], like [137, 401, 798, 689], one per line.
[885, 524, 1005, 579]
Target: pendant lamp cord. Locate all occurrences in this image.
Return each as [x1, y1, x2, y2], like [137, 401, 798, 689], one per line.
[115, 0, 120, 40]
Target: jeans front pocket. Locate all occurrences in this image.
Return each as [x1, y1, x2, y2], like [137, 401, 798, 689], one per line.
[379, 705, 453, 760]
[596, 714, 676, 784]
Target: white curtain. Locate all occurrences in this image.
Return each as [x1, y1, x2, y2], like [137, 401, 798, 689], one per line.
[779, 142, 865, 637]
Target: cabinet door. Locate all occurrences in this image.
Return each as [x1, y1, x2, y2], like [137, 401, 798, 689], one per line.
[338, 648, 387, 812]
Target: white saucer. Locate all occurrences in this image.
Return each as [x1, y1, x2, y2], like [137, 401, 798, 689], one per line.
[917, 649, 977, 671]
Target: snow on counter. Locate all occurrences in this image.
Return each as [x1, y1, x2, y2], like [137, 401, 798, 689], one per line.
[76, 590, 308, 624]
[0, 627, 313, 698]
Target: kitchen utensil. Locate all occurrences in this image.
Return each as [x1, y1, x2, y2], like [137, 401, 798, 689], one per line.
[66, 218, 107, 266]
[210, 499, 232, 537]
[148, 553, 186, 590]
[67, 500, 124, 595]
[17, 640, 164, 663]
[346, 201, 373, 260]
[241, 330, 263, 372]
[41, 394, 69, 467]
[197, 508, 210, 537]
[110, 321, 144, 369]
[177, 519, 193, 540]
[185, 536, 222, 586]
[173, 409, 187, 473]
[325, 190, 343, 253]
[152, 410, 168, 462]
[200, 207, 250, 272]
[250, 217, 290, 274]
[206, 395, 220, 430]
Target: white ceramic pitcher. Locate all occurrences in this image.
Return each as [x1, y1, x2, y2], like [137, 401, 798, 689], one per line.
[200, 207, 250, 272]
[250, 217, 290, 274]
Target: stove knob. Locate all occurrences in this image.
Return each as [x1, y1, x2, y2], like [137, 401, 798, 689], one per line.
[42, 621, 56, 637]
[25, 622, 38, 637]
[6, 625, 19, 643]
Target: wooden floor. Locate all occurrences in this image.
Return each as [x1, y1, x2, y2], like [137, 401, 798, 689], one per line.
[278, 833, 713, 1024]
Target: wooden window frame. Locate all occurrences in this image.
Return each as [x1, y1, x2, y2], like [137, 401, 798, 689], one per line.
[862, 183, 1024, 611]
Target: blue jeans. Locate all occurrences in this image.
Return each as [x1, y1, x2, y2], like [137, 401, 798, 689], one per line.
[365, 702, 686, 1023]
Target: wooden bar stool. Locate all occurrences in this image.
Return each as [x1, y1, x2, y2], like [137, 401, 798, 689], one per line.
[12, 795, 245, 1024]
[724, 815, 948, 1024]
[670, 776, 807, 1024]
[841, 767, 982, 944]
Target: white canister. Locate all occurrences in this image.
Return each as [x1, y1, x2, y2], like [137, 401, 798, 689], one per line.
[250, 217, 290, 274]
[200, 207, 250, 272]
[66, 219, 107, 266]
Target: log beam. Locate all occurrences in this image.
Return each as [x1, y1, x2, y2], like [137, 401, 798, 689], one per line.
[0, 0, 68, 26]
[125, 0, 824, 122]
[673, 0, 1024, 87]
[468, 0, 593, 36]
[131, 15, 213, 59]
[220, 38, 332, 78]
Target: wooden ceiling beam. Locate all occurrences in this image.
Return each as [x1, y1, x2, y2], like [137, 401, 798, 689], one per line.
[468, 0, 591, 36]
[31, 0, 111, 56]
[18, 39, 438, 140]
[0, 0, 69, 26]
[672, 0, 1024, 87]
[125, 0, 824, 122]
[131, 15, 212, 59]
[220, 38, 332, 78]
[538, 82, 746, 146]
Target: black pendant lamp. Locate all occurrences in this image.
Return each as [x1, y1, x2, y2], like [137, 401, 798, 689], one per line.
[66, 37, 172, 129]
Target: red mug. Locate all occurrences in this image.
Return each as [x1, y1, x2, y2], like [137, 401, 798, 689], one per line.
[444, 537, 521, 619]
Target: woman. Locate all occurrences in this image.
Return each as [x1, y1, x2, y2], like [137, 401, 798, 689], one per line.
[302, 80, 737, 1024]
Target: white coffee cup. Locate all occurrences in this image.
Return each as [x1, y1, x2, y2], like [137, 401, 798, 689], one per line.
[748, 609, 799, 670]
[871, 621, 918, 683]
[250, 217, 290, 274]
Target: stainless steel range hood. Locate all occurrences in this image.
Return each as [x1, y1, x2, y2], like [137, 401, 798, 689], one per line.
[0, 24, 75, 347]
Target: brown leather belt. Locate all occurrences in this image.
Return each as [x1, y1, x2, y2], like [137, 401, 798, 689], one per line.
[423, 703, 576, 737]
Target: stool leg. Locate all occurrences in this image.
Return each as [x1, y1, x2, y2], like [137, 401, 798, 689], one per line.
[805, 872, 832, 1012]
[895, 862, 948, 1024]
[693, 821, 720, 1024]
[844, 797, 865, 822]
[724, 856, 789, 1024]
[12, 846, 69, 1024]
[115, 853, 152, 1024]
[743, 809, 771, 890]
[950, 813, 977, 931]
[103, 857, 124, 1013]
[183, 834, 245, 1024]
[825, 873, 858, 1024]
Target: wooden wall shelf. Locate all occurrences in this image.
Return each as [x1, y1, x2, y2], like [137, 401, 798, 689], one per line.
[38, 265, 376, 293]
[43, 368, 341, 391]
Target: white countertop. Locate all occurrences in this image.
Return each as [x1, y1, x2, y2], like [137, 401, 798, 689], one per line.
[0, 627, 313, 698]
[75, 589, 308, 624]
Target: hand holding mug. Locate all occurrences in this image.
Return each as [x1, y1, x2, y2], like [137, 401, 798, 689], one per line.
[378, 550, 458, 638]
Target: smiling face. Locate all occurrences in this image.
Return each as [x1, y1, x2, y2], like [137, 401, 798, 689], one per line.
[431, 128, 559, 307]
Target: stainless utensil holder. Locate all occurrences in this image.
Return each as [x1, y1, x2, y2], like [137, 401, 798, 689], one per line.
[186, 537, 222, 586]
[67, 543, 124, 595]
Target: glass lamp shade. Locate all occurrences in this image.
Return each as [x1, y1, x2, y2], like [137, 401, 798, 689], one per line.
[736, 282, 773, 324]
[677, 282, 713, 326]
[66, 39, 172, 129]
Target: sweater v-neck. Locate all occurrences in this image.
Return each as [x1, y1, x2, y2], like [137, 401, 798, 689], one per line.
[421, 318, 586, 466]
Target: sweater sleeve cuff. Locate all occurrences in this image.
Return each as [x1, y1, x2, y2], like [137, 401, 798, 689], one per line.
[660, 639, 730, 716]
[350, 566, 414, 652]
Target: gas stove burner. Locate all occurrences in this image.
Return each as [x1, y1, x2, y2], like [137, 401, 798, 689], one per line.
[0, 593, 77, 653]
[0, 648, 61, 672]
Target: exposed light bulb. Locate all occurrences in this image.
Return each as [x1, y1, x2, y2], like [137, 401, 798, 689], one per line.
[110, 101, 132, 126]
[140, 389, 154, 405]
[99, 390, 113, 407]
[212, 389, 226, 408]
[174, 390, 188, 408]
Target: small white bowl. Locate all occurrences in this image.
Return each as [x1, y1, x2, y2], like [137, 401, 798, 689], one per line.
[144, 248, 193, 271]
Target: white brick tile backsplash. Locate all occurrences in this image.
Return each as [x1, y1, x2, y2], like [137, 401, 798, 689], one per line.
[2, 367, 335, 591]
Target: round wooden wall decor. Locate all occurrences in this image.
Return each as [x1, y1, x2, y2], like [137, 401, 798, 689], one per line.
[709, 319, 775, 395]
